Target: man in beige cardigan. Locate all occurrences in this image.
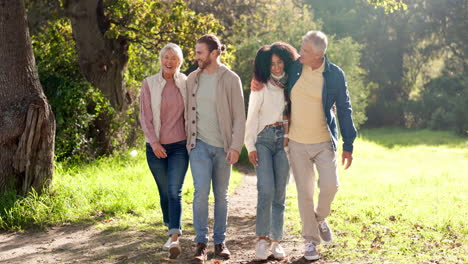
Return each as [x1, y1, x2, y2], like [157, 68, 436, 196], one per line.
[186, 34, 246, 264]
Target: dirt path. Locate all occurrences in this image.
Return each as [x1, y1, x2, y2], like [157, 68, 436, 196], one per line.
[0, 171, 325, 264]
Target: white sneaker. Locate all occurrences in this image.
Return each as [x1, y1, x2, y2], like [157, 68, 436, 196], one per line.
[163, 237, 172, 249]
[169, 240, 181, 259]
[255, 239, 269, 260]
[271, 241, 286, 259]
[304, 241, 319, 260]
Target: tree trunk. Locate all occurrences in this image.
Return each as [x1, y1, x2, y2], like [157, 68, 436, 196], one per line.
[63, 0, 129, 111]
[0, 0, 55, 195]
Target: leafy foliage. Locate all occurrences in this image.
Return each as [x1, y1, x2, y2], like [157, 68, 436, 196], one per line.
[367, 0, 408, 12]
[231, 3, 318, 85]
[184, 0, 272, 37]
[26, 0, 465, 161]
[408, 75, 468, 135]
[327, 37, 370, 127]
[32, 19, 114, 160]
[29, 0, 225, 159]
[101, 0, 223, 76]
[230, 1, 369, 127]
[307, 0, 466, 132]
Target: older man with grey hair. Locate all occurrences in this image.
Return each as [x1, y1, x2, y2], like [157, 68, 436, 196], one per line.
[252, 30, 357, 260]
[288, 30, 357, 260]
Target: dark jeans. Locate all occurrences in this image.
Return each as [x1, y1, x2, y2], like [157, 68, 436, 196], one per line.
[146, 140, 189, 235]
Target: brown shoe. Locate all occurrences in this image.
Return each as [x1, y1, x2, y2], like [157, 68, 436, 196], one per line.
[214, 242, 231, 259]
[192, 242, 207, 263]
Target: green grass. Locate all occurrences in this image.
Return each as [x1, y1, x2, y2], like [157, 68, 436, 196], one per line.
[1, 128, 466, 263]
[0, 148, 242, 232]
[285, 128, 467, 263]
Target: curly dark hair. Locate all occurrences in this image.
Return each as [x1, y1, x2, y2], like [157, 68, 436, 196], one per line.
[270, 42, 298, 118]
[253, 45, 272, 84]
[270, 42, 299, 70]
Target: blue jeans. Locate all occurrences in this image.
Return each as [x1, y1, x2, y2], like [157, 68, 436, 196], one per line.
[254, 126, 290, 241]
[146, 140, 189, 235]
[190, 139, 232, 244]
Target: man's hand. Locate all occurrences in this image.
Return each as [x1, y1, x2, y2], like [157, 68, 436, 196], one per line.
[225, 149, 240, 165]
[248, 151, 259, 166]
[151, 141, 167, 159]
[250, 78, 265, 91]
[342, 151, 353, 170]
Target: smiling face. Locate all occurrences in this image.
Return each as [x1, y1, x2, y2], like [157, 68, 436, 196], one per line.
[161, 49, 180, 78]
[271, 54, 285, 76]
[195, 42, 216, 70]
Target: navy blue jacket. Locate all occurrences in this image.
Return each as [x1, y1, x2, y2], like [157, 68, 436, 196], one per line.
[286, 57, 357, 153]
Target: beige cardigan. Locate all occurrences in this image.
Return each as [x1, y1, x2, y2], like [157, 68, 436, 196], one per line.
[186, 65, 246, 153]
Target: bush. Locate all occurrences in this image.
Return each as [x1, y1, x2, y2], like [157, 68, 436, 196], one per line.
[409, 75, 468, 135]
[33, 19, 140, 160]
[230, 2, 369, 128]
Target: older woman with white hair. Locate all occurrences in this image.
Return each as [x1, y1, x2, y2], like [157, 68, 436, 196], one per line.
[140, 43, 188, 259]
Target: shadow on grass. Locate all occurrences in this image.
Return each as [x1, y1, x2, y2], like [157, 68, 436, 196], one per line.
[359, 128, 467, 148]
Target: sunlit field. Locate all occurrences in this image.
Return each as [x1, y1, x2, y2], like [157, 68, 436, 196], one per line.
[285, 129, 467, 263]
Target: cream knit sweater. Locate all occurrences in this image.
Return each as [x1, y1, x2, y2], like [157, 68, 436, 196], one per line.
[244, 80, 286, 152]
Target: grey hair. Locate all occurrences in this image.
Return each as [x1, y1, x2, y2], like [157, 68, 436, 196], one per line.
[159, 43, 184, 71]
[302, 30, 328, 54]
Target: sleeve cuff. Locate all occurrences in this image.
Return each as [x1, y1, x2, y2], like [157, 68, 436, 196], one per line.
[245, 143, 256, 153]
[343, 143, 353, 153]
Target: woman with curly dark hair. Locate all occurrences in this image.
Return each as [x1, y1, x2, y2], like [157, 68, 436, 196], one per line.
[245, 42, 298, 260]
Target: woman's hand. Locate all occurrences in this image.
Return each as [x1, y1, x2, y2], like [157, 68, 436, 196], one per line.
[283, 138, 290, 154]
[151, 141, 167, 158]
[248, 151, 259, 166]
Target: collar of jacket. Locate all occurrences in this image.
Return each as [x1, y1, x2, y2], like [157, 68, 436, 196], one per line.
[292, 55, 331, 74]
[155, 71, 184, 83]
[192, 64, 229, 83]
[323, 55, 331, 73]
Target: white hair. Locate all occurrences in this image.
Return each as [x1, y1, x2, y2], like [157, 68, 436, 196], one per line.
[159, 43, 184, 71]
[302, 30, 328, 54]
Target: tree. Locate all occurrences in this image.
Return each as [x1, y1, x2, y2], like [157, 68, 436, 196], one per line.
[61, 0, 221, 111]
[23, 0, 222, 157]
[62, 0, 130, 111]
[0, 0, 55, 195]
[367, 0, 407, 12]
[307, 0, 465, 129]
[230, 1, 369, 127]
[420, 0, 467, 74]
[182, 0, 271, 37]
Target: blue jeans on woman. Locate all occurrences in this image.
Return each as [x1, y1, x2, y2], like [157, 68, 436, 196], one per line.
[146, 140, 189, 235]
[255, 126, 290, 241]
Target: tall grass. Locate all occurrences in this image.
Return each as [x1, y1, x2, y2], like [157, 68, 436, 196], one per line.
[0, 149, 242, 231]
[285, 129, 467, 263]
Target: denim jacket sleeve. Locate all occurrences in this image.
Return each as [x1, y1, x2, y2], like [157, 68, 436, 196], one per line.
[335, 69, 357, 153]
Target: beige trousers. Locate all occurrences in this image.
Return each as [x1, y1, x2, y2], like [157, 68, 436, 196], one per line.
[289, 140, 339, 245]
